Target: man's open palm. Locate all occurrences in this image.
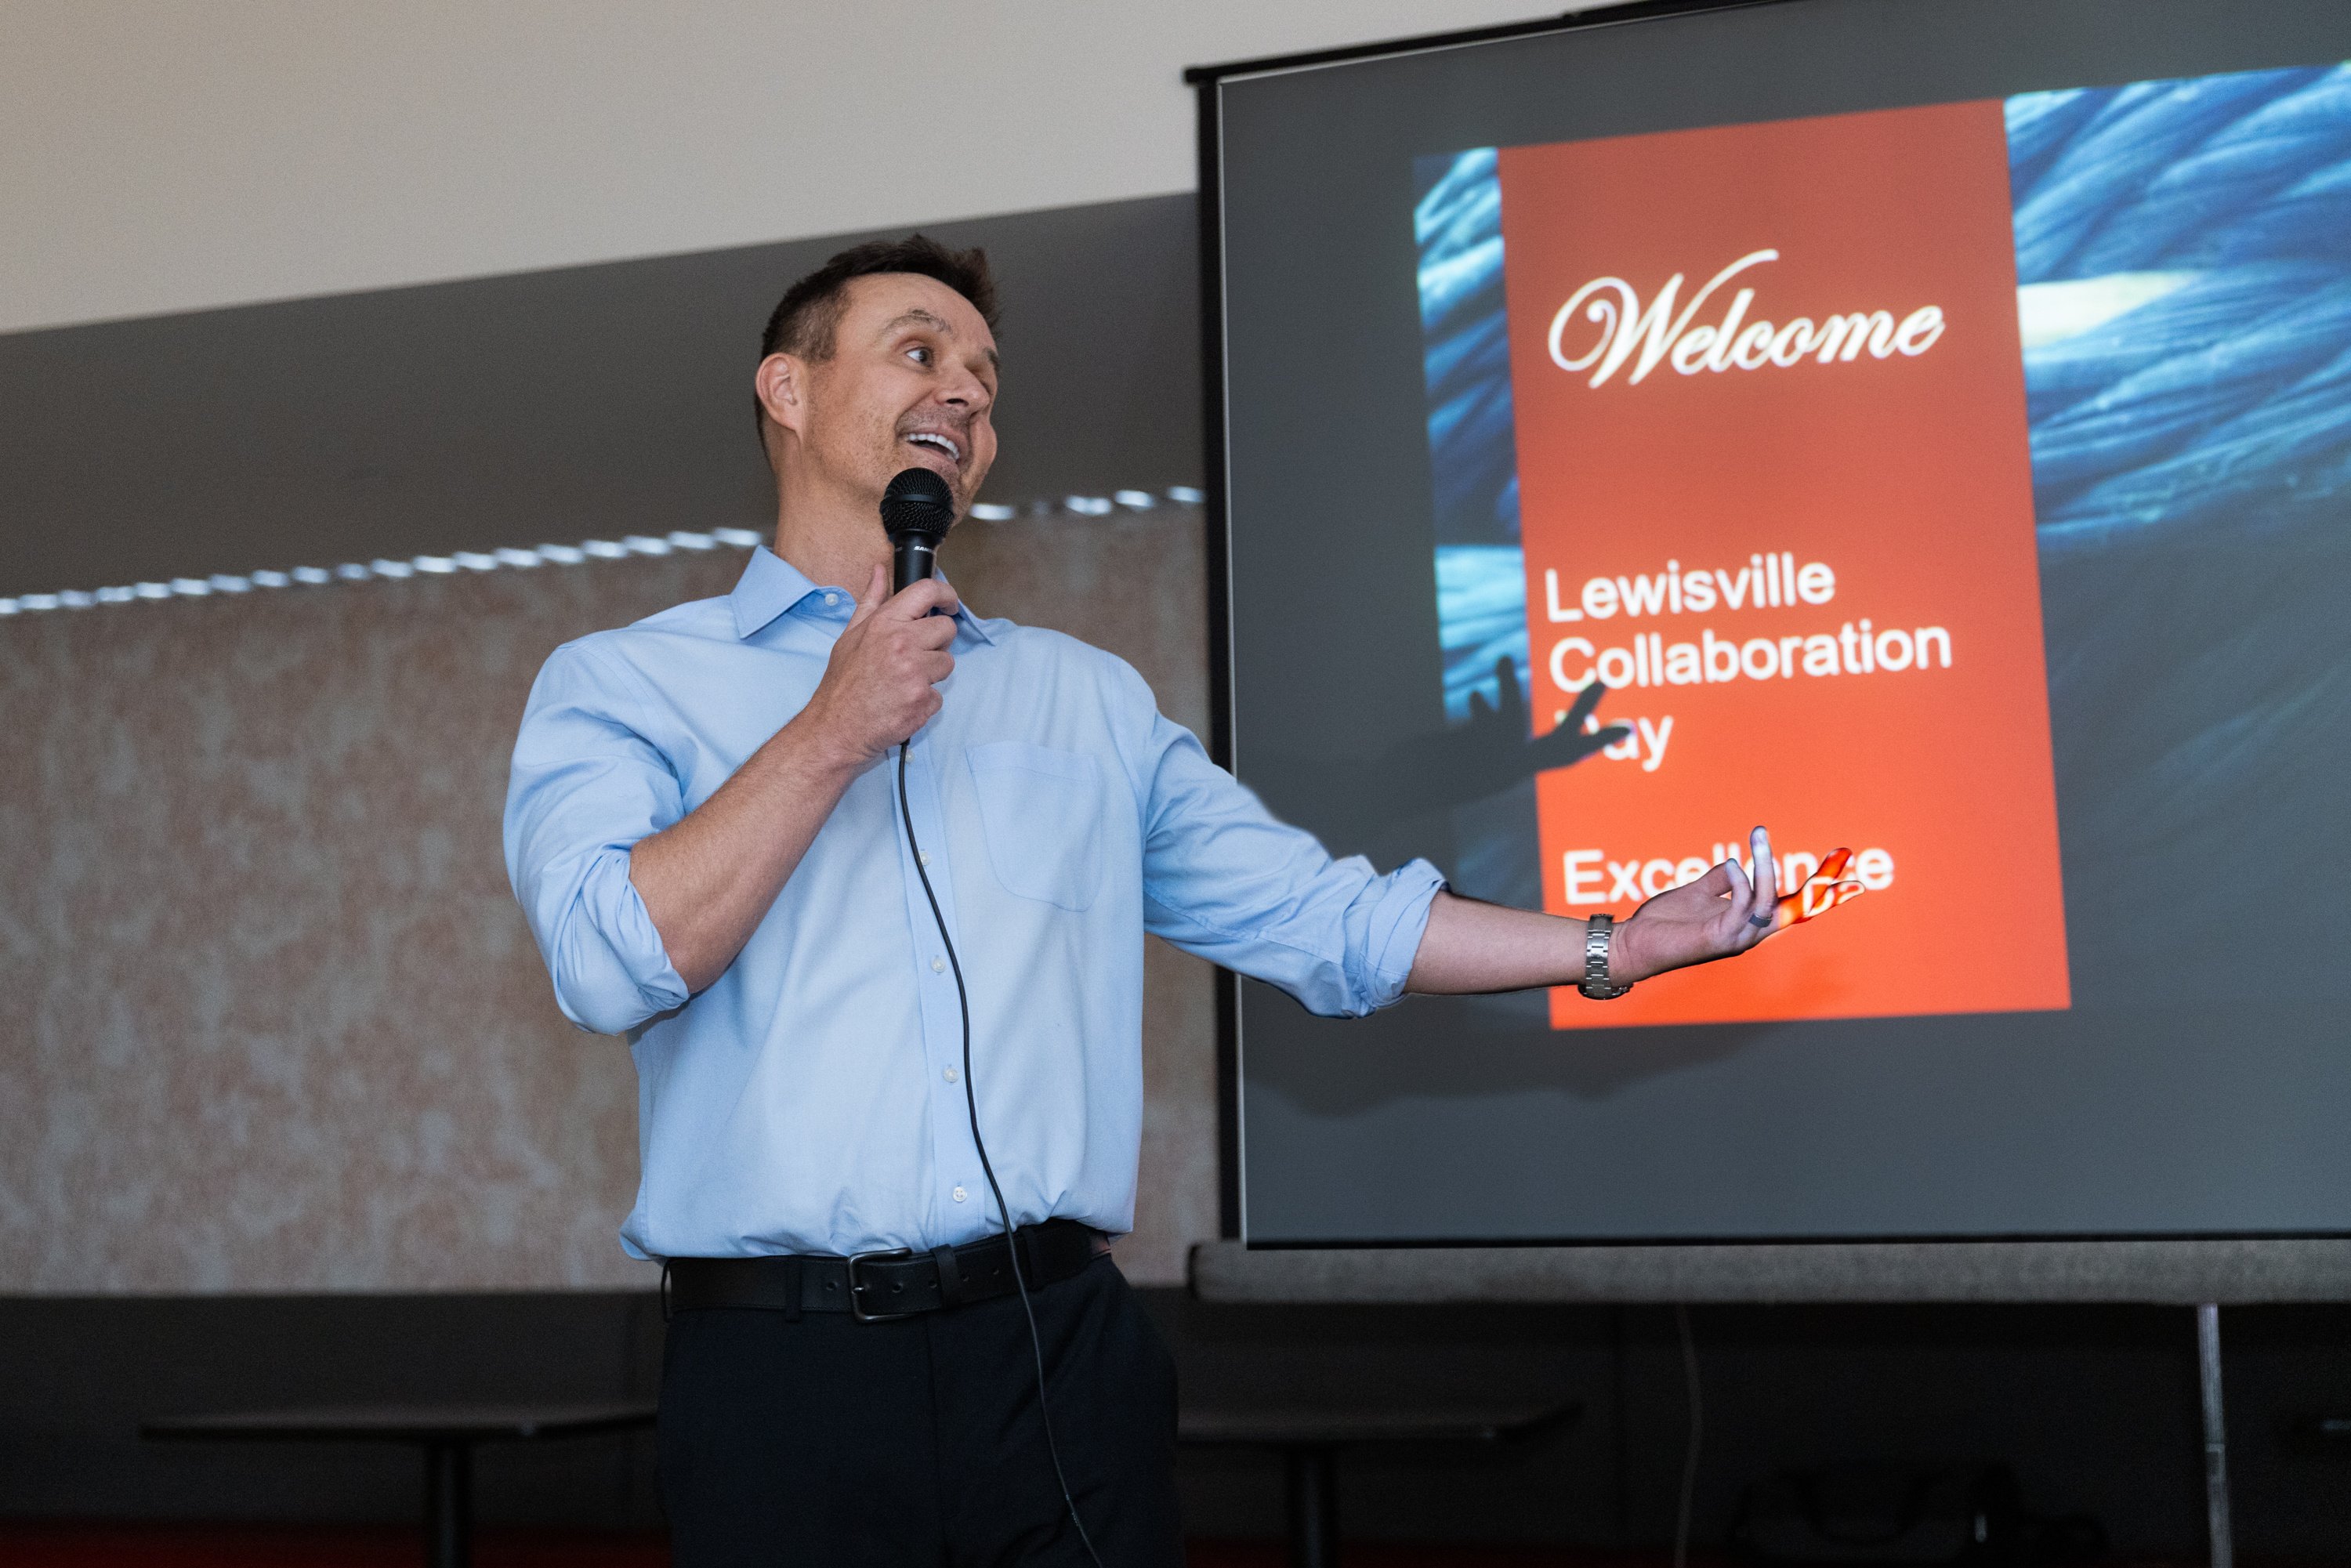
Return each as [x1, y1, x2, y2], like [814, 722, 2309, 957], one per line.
[1612, 827, 1780, 983]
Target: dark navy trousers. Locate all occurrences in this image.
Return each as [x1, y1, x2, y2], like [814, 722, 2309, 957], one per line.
[659, 1253, 1182, 1566]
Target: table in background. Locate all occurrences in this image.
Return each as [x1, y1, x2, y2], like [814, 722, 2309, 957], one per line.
[143, 1401, 657, 1568]
[1180, 1400, 1578, 1568]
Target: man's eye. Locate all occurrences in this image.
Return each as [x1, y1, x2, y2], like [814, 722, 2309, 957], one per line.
[907, 345, 932, 365]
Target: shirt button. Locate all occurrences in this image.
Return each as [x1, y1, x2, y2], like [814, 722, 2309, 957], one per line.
[824, 592, 839, 607]
[918, 851, 930, 867]
[931, 956, 946, 974]
[943, 1066, 959, 1084]
[952, 1186, 969, 1203]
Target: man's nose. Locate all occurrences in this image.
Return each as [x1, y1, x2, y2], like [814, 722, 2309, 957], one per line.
[937, 361, 990, 409]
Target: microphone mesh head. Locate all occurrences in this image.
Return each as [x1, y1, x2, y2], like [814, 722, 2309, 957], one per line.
[880, 467, 955, 542]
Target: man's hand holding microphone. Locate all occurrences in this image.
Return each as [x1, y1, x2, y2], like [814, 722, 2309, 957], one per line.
[797, 566, 961, 770]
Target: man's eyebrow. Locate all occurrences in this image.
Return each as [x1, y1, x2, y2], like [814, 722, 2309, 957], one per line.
[880, 308, 1000, 371]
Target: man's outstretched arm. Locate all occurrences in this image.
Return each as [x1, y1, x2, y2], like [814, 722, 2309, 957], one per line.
[1406, 828, 1781, 994]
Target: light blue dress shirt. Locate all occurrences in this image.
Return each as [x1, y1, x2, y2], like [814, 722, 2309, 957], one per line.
[504, 546, 1444, 1261]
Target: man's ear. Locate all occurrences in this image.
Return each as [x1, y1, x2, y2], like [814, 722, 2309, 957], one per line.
[754, 352, 808, 437]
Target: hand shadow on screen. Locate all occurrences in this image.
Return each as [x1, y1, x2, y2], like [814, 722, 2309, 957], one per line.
[1250, 660, 1627, 859]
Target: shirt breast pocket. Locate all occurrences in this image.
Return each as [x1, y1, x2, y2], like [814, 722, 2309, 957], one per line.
[965, 742, 1106, 913]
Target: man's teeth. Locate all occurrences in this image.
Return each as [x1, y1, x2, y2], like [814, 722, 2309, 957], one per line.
[907, 433, 960, 460]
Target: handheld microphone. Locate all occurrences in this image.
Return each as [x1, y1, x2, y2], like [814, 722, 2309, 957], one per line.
[882, 467, 955, 593]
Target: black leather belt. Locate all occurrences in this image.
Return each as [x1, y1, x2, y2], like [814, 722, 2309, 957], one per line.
[663, 1219, 1101, 1322]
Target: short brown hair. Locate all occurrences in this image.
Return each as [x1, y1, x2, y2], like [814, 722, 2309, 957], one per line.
[755, 234, 998, 441]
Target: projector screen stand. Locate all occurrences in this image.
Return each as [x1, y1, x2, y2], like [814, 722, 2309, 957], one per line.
[2199, 1303, 2233, 1568]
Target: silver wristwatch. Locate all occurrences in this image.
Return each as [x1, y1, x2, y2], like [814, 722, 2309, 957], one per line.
[1578, 913, 1633, 1000]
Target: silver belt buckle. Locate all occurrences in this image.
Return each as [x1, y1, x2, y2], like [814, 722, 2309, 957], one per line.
[845, 1249, 918, 1322]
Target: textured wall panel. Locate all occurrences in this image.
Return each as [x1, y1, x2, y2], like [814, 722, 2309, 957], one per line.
[0, 509, 1215, 1291]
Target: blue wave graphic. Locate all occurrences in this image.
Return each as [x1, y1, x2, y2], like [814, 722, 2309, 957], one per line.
[1415, 149, 1521, 721]
[2013, 62, 2351, 1001]
[2016, 63, 2351, 549]
[1433, 543, 1529, 722]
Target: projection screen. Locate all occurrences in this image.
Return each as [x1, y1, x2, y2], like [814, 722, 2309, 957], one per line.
[1205, 0, 2351, 1244]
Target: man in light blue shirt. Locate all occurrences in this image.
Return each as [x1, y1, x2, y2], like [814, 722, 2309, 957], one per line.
[505, 236, 1780, 1567]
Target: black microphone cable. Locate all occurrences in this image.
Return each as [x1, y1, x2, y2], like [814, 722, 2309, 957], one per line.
[897, 741, 1107, 1568]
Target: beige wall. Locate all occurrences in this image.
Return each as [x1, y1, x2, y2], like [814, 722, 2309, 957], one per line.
[0, 0, 1588, 335]
[0, 509, 1217, 1292]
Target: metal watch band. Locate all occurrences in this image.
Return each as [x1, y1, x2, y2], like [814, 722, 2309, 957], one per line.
[1578, 912, 1633, 1000]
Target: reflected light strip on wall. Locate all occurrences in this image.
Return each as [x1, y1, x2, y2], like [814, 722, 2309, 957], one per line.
[0, 486, 1207, 617]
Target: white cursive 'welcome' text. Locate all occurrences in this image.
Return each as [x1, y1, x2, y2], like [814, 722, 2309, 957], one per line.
[1546, 250, 1945, 389]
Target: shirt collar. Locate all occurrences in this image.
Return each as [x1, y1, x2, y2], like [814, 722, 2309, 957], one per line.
[728, 545, 994, 644]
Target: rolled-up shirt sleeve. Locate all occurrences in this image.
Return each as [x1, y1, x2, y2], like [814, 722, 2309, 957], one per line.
[503, 642, 691, 1035]
[1116, 664, 1444, 1018]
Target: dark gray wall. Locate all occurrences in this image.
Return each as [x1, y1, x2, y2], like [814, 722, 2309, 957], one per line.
[0, 195, 1199, 597]
[8, 1291, 2351, 1556]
